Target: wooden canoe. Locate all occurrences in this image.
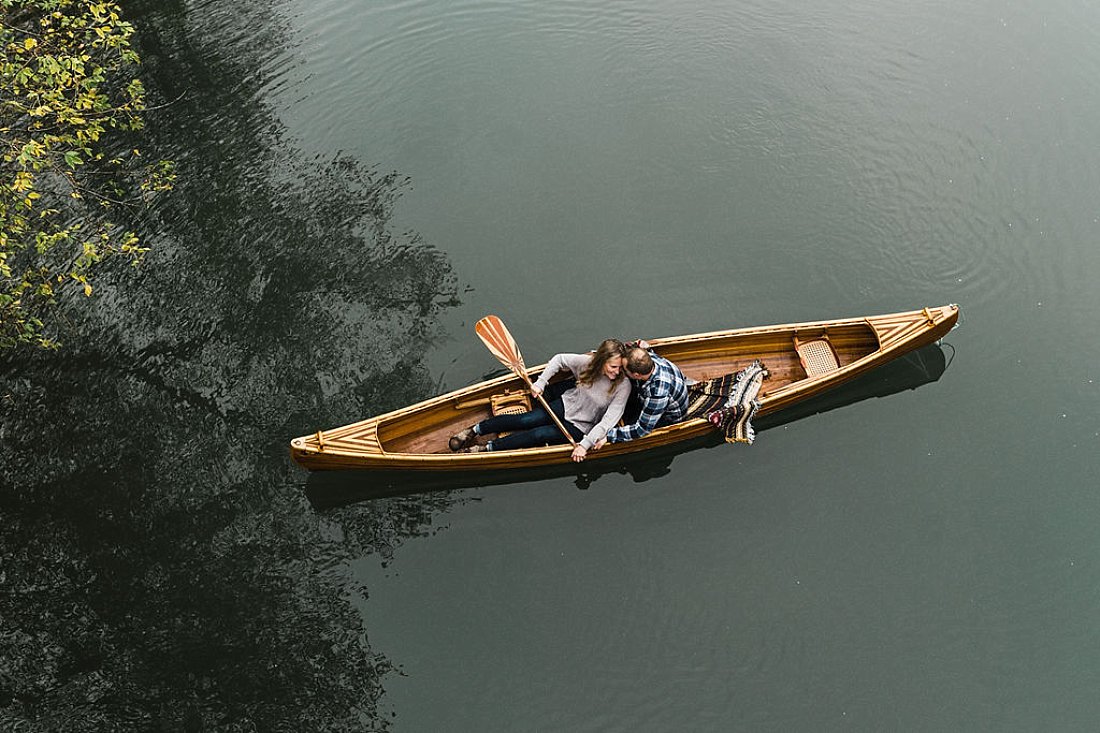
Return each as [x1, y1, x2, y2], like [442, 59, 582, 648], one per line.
[290, 304, 959, 471]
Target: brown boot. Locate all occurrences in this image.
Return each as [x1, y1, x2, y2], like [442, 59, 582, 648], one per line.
[449, 427, 477, 452]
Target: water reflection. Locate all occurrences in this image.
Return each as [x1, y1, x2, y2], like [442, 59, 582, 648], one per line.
[305, 342, 952, 507]
[1, 1, 462, 729]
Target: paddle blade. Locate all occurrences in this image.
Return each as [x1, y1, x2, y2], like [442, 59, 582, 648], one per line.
[474, 314, 575, 446]
[475, 315, 526, 374]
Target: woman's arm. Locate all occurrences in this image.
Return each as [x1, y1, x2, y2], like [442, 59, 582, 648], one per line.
[579, 380, 631, 451]
[531, 353, 587, 395]
[531, 353, 565, 396]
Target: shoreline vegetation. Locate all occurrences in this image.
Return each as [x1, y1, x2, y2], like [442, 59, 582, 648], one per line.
[2, 1, 462, 730]
[1, 0, 173, 349]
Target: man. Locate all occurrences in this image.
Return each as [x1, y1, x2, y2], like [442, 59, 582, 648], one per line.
[598, 341, 690, 446]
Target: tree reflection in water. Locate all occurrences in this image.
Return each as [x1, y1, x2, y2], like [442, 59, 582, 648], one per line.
[1, 1, 462, 730]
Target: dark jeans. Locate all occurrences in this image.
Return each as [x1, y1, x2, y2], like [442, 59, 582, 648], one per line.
[477, 380, 584, 450]
[622, 380, 644, 425]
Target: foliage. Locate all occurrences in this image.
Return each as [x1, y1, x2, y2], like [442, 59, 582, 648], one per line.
[0, 0, 173, 349]
[0, 0, 465, 729]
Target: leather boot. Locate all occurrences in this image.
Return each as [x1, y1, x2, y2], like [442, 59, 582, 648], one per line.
[449, 427, 477, 452]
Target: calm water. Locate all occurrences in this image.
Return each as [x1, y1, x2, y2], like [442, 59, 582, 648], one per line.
[4, 0, 1100, 730]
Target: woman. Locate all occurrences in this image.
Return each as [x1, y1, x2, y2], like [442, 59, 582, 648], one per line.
[449, 339, 630, 462]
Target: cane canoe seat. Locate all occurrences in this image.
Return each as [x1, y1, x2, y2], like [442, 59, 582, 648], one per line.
[490, 390, 531, 437]
[491, 390, 531, 416]
[794, 333, 840, 377]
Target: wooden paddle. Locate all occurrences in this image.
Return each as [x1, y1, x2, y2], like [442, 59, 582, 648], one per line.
[475, 315, 578, 447]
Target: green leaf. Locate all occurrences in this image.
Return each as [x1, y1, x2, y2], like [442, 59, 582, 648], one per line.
[1, 0, 171, 350]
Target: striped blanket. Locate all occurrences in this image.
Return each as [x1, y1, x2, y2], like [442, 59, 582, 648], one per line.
[685, 360, 768, 444]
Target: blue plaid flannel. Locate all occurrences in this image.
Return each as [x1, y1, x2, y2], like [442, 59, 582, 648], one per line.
[606, 352, 690, 443]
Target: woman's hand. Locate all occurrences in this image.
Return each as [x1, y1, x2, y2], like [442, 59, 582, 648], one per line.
[530, 385, 543, 399]
[571, 445, 587, 462]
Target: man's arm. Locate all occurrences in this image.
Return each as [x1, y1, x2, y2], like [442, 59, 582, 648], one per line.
[606, 390, 669, 443]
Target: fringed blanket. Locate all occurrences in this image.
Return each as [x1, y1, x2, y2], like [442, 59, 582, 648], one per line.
[685, 360, 768, 444]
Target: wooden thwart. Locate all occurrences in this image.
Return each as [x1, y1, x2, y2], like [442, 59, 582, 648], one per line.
[452, 388, 530, 412]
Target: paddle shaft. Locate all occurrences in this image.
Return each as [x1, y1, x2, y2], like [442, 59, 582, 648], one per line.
[518, 373, 578, 448]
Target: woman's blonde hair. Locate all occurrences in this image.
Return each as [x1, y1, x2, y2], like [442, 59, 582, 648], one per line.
[578, 338, 628, 389]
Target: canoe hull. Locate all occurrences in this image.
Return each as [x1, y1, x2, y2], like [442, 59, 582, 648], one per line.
[290, 305, 959, 471]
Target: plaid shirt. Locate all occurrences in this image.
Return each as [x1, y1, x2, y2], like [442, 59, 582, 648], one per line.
[606, 352, 690, 443]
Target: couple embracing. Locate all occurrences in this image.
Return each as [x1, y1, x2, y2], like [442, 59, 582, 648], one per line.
[448, 338, 690, 463]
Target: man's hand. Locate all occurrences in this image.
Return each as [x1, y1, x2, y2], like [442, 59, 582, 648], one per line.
[571, 445, 588, 462]
[593, 438, 607, 450]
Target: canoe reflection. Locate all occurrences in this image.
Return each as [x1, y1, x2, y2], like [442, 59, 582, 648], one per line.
[304, 342, 951, 508]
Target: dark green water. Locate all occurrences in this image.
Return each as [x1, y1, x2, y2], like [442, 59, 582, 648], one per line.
[4, 0, 1100, 730]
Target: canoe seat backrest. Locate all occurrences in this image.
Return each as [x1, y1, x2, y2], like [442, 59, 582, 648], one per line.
[490, 390, 532, 437]
[490, 390, 532, 416]
[794, 334, 840, 377]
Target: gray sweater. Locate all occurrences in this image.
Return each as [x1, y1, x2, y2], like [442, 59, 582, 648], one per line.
[532, 353, 631, 450]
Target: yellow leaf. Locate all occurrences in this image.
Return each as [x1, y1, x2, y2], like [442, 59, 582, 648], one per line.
[24, 37, 37, 50]
[83, 282, 93, 297]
